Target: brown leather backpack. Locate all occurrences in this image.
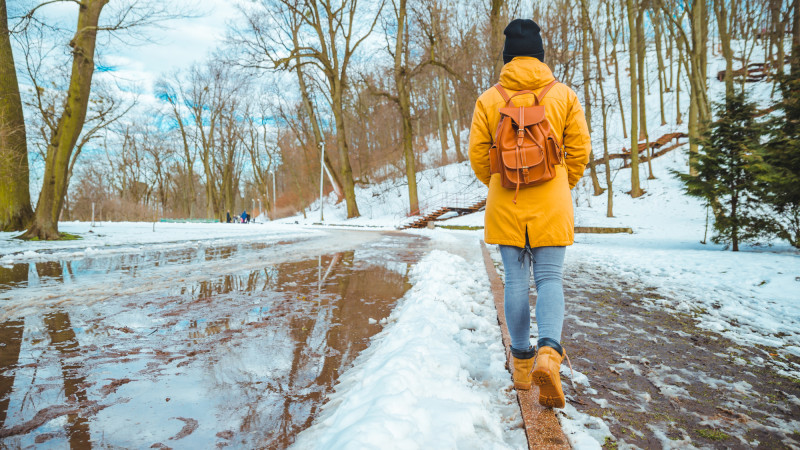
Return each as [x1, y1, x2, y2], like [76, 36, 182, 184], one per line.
[489, 80, 565, 203]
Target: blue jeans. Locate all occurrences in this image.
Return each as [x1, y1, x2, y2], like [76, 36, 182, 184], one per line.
[499, 245, 566, 353]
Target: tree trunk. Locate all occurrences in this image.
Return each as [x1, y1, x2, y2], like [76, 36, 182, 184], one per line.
[331, 89, 360, 218]
[394, 0, 418, 213]
[676, 50, 683, 125]
[437, 73, 449, 164]
[0, 0, 34, 232]
[653, 14, 668, 125]
[296, 61, 344, 201]
[608, 4, 627, 140]
[626, 0, 643, 198]
[715, 0, 734, 98]
[580, 0, 603, 196]
[21, 0, 109, 240]
[443, 79, 465, 162]
[636, 8, 654, 180]
[592, 3, 612, 216]
[489, 0, 506, 81]
[771, 0, 784, 81]
[687, 0, 710, 171]
[731, 191, 739, 251]
[793, 0, 800, 76]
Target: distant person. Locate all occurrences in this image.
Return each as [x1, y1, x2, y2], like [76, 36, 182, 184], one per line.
[226, 210, 232, 223]
[241, 210, 248, 223]
[468, 19, 590, 408]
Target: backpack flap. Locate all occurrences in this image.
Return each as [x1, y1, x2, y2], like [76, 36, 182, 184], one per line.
[499, 105, 546, 127]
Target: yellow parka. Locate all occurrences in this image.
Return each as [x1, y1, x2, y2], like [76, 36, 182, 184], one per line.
[469, 57, 591, 248]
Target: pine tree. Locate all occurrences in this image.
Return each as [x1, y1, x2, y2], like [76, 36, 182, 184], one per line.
[676, 93, 770, 251]
[762, 73, 800, 249]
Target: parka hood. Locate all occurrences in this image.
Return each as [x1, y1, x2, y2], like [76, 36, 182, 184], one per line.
[498, 57, 555, 91]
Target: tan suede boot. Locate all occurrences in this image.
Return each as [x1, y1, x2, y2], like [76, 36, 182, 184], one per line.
[531, 346, 565, 408]
[512, 355, 535, 390]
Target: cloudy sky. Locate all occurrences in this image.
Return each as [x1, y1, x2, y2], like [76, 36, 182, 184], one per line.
[9, 0, 244, 195]
[10, 0, 242, 99]
[103, 0, 241, 89]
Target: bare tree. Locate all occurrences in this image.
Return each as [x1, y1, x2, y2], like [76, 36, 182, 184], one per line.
[13, 0, 193, 239]
[241, 0, 385, 218]
[155, 73, 198, 217]
[661, 0, 710, 170]
[579, 0, 604, 196]
[488, 0, 507, 81]
[627, 0, 643, 197]
[367, 0, 428, 212]
[0, 0, 33, 231]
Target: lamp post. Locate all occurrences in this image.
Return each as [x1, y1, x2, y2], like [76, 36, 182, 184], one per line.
[258, 199, 262, 222]
[272, 171, 277, 216]
[319, 141, 325, 222]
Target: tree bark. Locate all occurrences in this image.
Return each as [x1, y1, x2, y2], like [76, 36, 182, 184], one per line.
[636, 7, 654, 180]
[393, 0, 418, 213]
[715, 0, 735, 98]
[489, 0, 506, 82]
[653, 13, 668, 125]
[687, 0, 710, 170]
[676, 47, 683, 125]
[0, 0, 34, 232]
[21, 0, 109, 240]
[793, 0, 800, 76]
[593, 0, 612, 216]
[295, 55, 344, 201]
[608, 2, 627, 140]
[331, 89, 360, 218]
[443, 78, 465, 162]
[437, 73, 449, 164]
[626, 0, 643, 197]
[580, 0, 603, 196]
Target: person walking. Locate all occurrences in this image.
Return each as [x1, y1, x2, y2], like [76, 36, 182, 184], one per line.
[468, 19, 590, 408]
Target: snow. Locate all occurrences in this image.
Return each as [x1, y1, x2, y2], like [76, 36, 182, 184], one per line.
[3, 37, 798, 449]
[567, 151, 800, 361]
[275, 160, 487, 228]
[292, 249, 526, 449]
[0, 221, 320, 265]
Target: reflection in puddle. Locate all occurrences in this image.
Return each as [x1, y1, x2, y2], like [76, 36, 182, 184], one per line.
[0, 233, 426, 448]
[0, 240, 293, 292]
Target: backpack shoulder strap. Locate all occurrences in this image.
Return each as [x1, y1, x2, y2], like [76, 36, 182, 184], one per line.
[494, 84, 511, 103]
[535, 80, 559, 105]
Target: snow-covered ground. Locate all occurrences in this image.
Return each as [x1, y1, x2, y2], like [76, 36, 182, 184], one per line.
[4, 40, 798, 449]
[275, 160, 488, 228]
[569, 152, 800, 361]
[293, 248, 526, 449]
[0, 221, 319, 265]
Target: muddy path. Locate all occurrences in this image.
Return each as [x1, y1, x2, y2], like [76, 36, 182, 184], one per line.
[0, 230, 429, 448]
[560, 262, 800, 449]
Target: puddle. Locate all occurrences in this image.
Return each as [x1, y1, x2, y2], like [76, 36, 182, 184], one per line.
[0, 240, 296, 292]
[0, 232, 428, 448]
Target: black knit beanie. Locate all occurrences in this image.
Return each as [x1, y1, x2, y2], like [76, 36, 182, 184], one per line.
[502, 19, 544, 64]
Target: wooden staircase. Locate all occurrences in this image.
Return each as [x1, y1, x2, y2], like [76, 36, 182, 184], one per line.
[400, 198, 486, 229]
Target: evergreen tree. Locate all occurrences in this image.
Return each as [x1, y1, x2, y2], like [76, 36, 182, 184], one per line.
[762, 73, 800, 249]
[676, 93, 770, 251]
